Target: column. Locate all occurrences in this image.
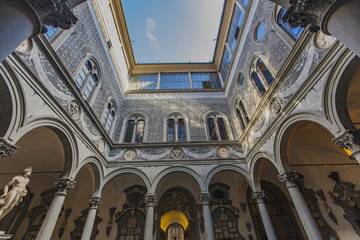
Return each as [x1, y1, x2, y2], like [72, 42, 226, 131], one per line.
[200, 192, 215, 240]
[252, 191, 277, 240]
[0, 138, 18, 158]
[80, 196, 102, 240]
[278, 171, 322, 240]
[36, 177, 76, 240]
[333, 129, 360, 164]
[144, 194, 156, 240]
[0, 0, 85, 62]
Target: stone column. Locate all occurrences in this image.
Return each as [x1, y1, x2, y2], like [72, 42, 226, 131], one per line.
[333, 130, 360, 164]
[80, 196, 102, 240]
[144, 194, 156, 240]
[0, 138, 18, 158]
[0, 0, 84, 62]
[36, 177, 76, 240]
[252, 191, 277, 240]
[278, 171, 322, 240]
[200, 192, 215, 240]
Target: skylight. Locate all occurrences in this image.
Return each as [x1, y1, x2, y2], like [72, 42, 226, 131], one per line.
[122, 0, 225, 64]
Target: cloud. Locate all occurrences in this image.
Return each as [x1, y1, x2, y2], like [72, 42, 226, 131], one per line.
[146, 18, 157, 43]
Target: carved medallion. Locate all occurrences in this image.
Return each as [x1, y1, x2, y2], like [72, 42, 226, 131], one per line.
[217, 147, 230, 158]
[170, 147, 184, 159]
[315, 30, 336, 49]
[123, 149, 137, 161]
[98, 138, 105, 152]
[67, 100, 81, 120]
[16, 39, 33, 54]
[270, 98, 282, 115]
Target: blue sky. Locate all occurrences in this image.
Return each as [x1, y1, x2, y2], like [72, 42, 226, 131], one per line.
[122, 0, 225, 63]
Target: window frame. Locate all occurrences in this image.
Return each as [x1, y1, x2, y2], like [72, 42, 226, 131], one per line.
[205, 113, 233, 141]
[163, 113, 190, 142]
[101, 100, 116, 133]
[122, 114, 147, 143]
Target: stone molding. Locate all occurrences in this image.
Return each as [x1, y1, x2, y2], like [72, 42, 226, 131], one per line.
[55, 177, 76, 192]
[200, 192, 211, 205]
[89, 196, 102, 208]
[0, 138, 18, 158]
[251, 191, 265, 200]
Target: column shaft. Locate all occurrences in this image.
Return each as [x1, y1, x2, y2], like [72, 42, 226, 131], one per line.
[36, 192, 67, 240]
[203, 203, 215, 240]
[144, 205, 154, 240]
[286, 183, 322, 240]
[256, 199, 277, 240]
[80, 207, 97, 240]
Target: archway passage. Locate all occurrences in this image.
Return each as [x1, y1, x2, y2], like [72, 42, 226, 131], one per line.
[0, 75, 13, 136]
[0, 127, 69, 239]
[281, 121, 360, 239]
[157, 187, 199, 240]
[208, 169, 254, 240]
[99, 173, 148, 240]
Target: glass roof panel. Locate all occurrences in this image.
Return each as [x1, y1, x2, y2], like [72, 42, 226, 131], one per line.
[122, 0, 225, 64]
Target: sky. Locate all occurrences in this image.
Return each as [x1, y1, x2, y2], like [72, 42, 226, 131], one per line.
[122, 0, 225, 63]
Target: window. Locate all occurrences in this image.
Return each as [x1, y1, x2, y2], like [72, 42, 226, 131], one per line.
[129, 74, 158, 90]
[255, 21, 265, 42]
[124, 116, 145, 143]
[43, 26, 60, 39]
[165, 114, 188, 142]
[238, 72, 244, 86]
[227, 4, 245, 53]
[206, 114, 230, 141]
[220, 47, 232, 82]
[251, 57, 274, 96]
[160, 73, 190, 89]
[235, 100, 249, 130]
[74, 58, 99, 101]
[278, 8, 304, 39]
[101, 101, 116, 132]
[191, 73, 221, 89]
[167, 225, 184, 240]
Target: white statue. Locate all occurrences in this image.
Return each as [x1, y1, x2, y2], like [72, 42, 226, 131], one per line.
[0, 167, 32, 220]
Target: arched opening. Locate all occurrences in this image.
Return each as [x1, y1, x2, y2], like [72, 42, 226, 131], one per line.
[280, 120, 359, 239]
[100, 173, 148, 239]
[251, 158, 304, 239]
[155, 171, 201, 240]
[0, 74, 13, 136]
[208, 169, 254, 240]
[0, 126, 71, 239]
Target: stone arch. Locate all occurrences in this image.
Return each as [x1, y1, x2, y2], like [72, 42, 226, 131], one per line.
[324, 52, 360, 131]
[205, 164, 254, 191]
[74, 157, 104, 197]
[0, 61, 25, 138]
[100, 168, 151, 195]
[250, 152, 281, 190]
[151, 166, 205, 193]
[274, 112, 338, 170]
[11, 117, 78, 177]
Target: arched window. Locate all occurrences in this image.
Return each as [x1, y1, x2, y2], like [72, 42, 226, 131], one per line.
[124, 116, 145, 143]
[278, 8, 304, 40]
[74, 58, 99, 101]
[235, 100, 249, 130]
[251, 57, 274, 96]
[206, 114, 230, 141]
[101, 101, 115, 132]
[166, 114, 187, 142]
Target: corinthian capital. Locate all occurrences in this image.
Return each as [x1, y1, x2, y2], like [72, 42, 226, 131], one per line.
[89, 196, 102, 208]
[200, 192, 211, 204]
[0, 138, 18, 158]
[25, 0, 86, 33]
[271, 0, 334, 32]
[252, 191, 265, 200]
[145, 194, 156, 206]
[55, 177, 76, 192]
[278, 170, 301, 184]
[333, 130, 360, 157]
